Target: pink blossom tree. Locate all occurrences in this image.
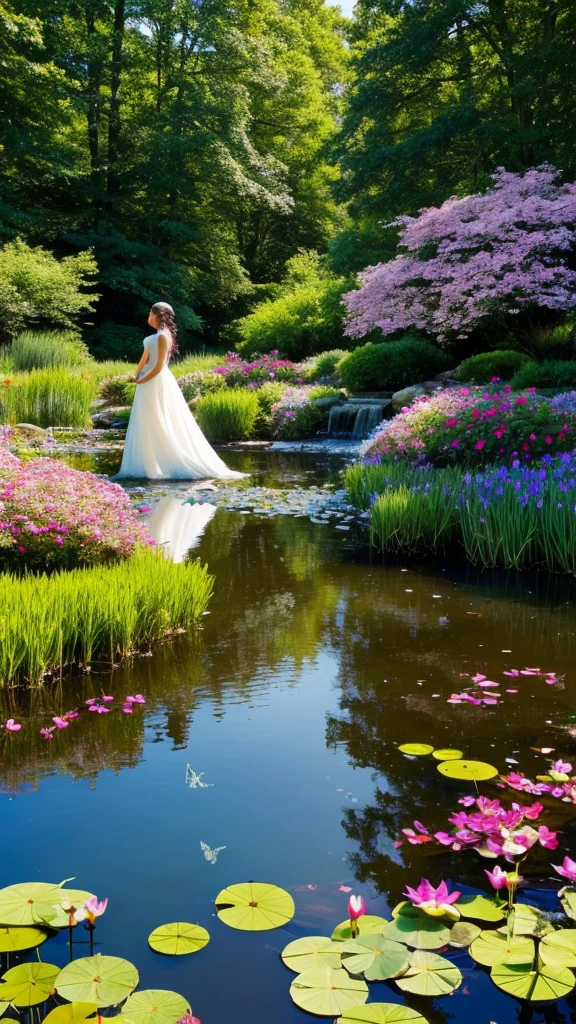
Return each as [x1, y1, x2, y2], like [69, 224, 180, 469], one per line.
[343, 165, 576, 343]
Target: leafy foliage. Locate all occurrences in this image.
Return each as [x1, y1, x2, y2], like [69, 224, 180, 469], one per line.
[338, 340, 450, 393]
[459, 351, 530, 385]
[511, 361, 576, 391]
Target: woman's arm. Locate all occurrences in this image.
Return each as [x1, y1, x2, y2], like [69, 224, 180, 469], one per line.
[135, 332, 169, 385]
[129, 349, 149, 382]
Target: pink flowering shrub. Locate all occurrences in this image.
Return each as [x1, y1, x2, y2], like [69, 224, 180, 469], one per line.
[270, 386, 340, 440]
[344, 165, 576, 342]
[212, 352, 302, 388]
[366, 386, 576, 467]
[0, 454, 151, 568]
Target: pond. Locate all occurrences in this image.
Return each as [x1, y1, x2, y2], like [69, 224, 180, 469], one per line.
[2, 447, 576, 1024]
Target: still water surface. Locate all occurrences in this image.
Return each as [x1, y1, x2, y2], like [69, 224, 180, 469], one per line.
[2, 449, 576, 1024]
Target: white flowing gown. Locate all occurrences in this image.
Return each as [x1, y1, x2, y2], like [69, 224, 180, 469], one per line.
[114, 332, 244, 480]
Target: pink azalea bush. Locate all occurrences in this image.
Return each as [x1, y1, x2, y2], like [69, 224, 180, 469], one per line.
[0, 452, 151, 568]
[365, 385, 576, 467]
[344, 165, 576, 342]
[212, 351, 302, 387]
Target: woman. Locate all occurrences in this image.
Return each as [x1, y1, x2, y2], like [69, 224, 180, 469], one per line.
[114, 302, 243, 480]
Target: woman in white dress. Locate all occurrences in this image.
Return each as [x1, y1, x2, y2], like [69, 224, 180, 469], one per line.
[114, 303, 243, 480]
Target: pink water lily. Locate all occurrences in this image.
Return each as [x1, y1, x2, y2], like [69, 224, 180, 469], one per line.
[552, 856, 576, 882]
[85, 895, 108, 924]
[348, 895, 366, 921]
[404, 879, 461, 920]
[484, 865, 510, 890]
[4, 719, 21, 731]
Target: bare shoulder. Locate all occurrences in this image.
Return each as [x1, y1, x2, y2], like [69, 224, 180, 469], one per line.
[156, 329, 171, 348]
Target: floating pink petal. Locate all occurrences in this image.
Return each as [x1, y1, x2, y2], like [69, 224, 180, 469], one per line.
[101, 696, 114, 702]
[339, 885, 352, 892]
[5, 719, 21, 731]
[504, 669, 520, 677]
[506, 688, 519, 693]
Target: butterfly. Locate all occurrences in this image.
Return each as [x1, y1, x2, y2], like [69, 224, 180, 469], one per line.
[185, 765, 213, 789]
[200, 841, 226, 864]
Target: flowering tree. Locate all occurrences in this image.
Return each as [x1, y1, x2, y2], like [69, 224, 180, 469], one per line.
[343, 166, 576, 342]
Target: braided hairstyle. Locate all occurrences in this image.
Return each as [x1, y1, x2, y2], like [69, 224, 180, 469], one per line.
[151, 301, 178, 355]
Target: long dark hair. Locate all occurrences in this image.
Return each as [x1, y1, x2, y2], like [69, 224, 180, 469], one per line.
[151, 301, 178, 355]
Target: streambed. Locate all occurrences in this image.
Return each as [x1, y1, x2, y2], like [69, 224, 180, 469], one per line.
[2, 446, 576, 1024]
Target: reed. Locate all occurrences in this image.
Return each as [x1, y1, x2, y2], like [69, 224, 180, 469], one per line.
[195, 387, 259, 440]
[11, 331, 92, 371]
[0, 550, 214, 685]
[1, 368, 98, 427]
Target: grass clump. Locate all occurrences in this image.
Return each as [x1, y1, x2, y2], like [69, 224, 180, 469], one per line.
[511, 360, 576, 391]
[0, 550, 214, 685]
[195, 387, 259, 440]
[459, 350, 529, 384]
[304, 349, 348, 382]
[1, 369, 98, 427]
[171, 352, 225, 377]
[11, 331, 92, 372]
[338, 338, 451, 392]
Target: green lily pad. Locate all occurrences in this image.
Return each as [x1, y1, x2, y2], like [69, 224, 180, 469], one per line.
[0, 925, 49, 952]
[449, 921, 481, 948]
[384, 905, 451, 950]
[0, 883, 62, 925]
[561, 891, 576, 920]
[55, 954, 139, 1007]
[398, 744, 434, 756]
[281, 936, 342, 973]
[432, 749, 464, 761]
[122, 990, 191, 1024]
[453, 895, 505, 922]
[437, 759, 498, 781]
[491, 960, 575, 1000]
[290, 967, 368, 1016]
[540, 930, 576, 968]
[332, 916, 389, 942]
[500, 904, 554, 938]
[337, 1006, 429, 1023]
[0, 962, 59, 1007]
[330, 917, 387, 937]
[469, 931, 534, 967]
[396, 951, 462, 996]
[0, 1003, 8, 1019]
[43, 1003, 99, 1024]
[341, 934, 410, 981]
[148, 922, 209, 955]
[215, 882, 294, 931]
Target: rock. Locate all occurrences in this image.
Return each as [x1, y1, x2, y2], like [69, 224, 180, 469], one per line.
[91, 405, 131, 428]
[13, 423, 47, 437]
[436, 367, 461, 382]
[312, 396, 344, 411]
[90, 398, 108, 410]
[391, 385, 427, 411]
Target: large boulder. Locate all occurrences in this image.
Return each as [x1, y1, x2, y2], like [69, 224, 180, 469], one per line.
[391, 385, 427, 412]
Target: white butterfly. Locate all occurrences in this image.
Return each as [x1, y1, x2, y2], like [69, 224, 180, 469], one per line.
[200, 841, 226, 864]
[186, 764, 213, 789]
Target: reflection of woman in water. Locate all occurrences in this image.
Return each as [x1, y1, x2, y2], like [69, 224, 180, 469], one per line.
[147, 497, 217, 563]
[114, 302, 242, 481]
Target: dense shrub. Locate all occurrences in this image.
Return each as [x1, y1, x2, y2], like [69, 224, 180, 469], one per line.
[459, 350, 529, 384]
[511, 360, 576, 391]
[0, 450, 150, 569]
[304, 349, 348, 382]
[338, 338, 451, 392]
[98, 375, 136, 406]
[195, 388, 259, 440]
[365, 385, 576, 467]
[11, 331, 92, 372]
[1, 369, 98, 427]
[178, 370, 227, 403]
[270, 385, 340, 440]
[235, 279, 349, 360]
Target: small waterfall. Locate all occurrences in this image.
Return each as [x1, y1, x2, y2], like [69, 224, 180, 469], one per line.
[327, 399, 390, 439]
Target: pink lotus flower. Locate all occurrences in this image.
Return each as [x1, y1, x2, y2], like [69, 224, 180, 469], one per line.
[5, 719, 21, 731]
[404, 879, 461, 920]
[84, 896, 108, 924]
[348, 895, 366, 921]
[537, 826, 559, 850]
[484, 865, 510, 890]
[552, 856, 576, 882]
[177, 1014, 202, 1024]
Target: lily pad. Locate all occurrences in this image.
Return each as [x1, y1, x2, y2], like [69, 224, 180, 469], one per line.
[384, 905, 451, 950]
[540, 930, 576, 968]
[148, 922, 209, 955]
[0, 925, 49, 952]
[500, 904, 554, 938]
[0, 1003, 8, 1019]
[55, 954, 139, 1007]
[561, 891, 576, 921]
[491, 960, 575, 1000]
[437, 759, 498, 781]
[290, 967, 368, 1016]
[50, 890, 96, 929]
[432, 749, 464, 761]
[453, 895, 505, 922]
[449, 921, 481, 948]
[337, 1006, 429, 1023]
[43, 1003, 99, 1024]
[0, 962, 59, 1007]
[396, 951, 462, 997]
[332, 916, 389, 942]
[341, 934, 410, 981]
[0, 882, 62, 925]
[214, 882, 294, 931]
[469, 931, 534, 967]
[122, 990, 191, 1024]
[281, 936, 342, 973]
[398, 744, 434, 756]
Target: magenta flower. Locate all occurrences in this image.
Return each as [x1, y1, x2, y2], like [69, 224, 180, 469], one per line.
[404, 879, 461, 920]
[85, 895, 108, 924]
[348, 895, 366, 921]
[552, 856, 576, 882]
[484, 865, 509, 890]
[537, 826, 559, 850]
[474, 440, 486, 450]
[40, 727, 54, 740]
[52, 717, 69, 730]
[551, 759, 573, 776]
[125, 694, 145, 705]
[177, 1015, 202, 1024]
[101, 695, 114, 703]
[4, 719, 21, 731]
[88, 705, 110, 714]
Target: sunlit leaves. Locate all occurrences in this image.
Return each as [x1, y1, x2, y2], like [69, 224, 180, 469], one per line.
[0, 962, 59, 1007]
[491, 960, 575, 1000]
[384, 905, 451, 951]
[55, 955, 139, 1007]
[281, 937, 342, 973]
[122, 990, 191, 1024]
[332, 917, 389, 942]
[215, 882, 294, 931]
[148, 923, 209, 956]
[341, 934, 409, 981]
[436, 760, 498, 781]
[290, 967, 368, 1016]
[469, 931, 534, 967]
[395, 951, 462, 997]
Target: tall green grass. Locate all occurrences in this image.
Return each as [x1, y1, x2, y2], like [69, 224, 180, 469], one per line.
[2, 368, 98, 427]
[195, 387, 259, 440]
[87, 360, 134, 381]
[11, 331, 92, 372]
[0, 550, 214, 685]
[171, 353, 224, 378]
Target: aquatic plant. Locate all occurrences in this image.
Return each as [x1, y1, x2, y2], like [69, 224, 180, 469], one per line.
[1, 368, 98, 428]
[348, 895, 366, 937]
[0, 550, 213, 685]
[404, 880, 461, 920]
